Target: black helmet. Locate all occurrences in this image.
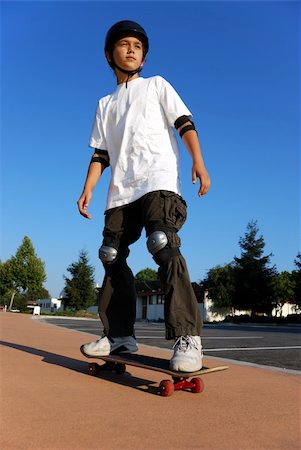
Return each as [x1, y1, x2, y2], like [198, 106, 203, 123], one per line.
[104, 20, 149, 59]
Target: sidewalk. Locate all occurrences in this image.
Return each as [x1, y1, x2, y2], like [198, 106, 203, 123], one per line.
[1, 313, 300, 450]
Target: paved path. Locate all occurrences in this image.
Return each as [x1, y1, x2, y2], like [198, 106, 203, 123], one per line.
[1, 313, 300, 450]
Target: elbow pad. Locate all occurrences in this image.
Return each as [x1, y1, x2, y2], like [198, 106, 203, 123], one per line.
[90, 149, 110, 168]
[174, 115, 197, 138]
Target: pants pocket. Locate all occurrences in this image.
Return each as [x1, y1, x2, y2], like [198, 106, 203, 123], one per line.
[160, 191, 187, 231]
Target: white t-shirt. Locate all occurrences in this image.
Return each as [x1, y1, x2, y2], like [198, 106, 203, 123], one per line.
[89, 75, 192, 210]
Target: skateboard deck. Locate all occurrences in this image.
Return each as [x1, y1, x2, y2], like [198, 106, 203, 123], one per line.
[80, 346, 228, 396]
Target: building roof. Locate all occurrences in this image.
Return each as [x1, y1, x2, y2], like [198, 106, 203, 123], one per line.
[135, 280, 161, 294]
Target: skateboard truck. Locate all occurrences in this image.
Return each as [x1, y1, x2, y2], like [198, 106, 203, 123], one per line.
[88, 361, 126, 376]
[159, 376, 204, 396]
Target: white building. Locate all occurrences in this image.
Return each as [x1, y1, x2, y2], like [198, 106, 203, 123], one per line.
[36, 298, 62, 313]
[135, 281, 205, 322]
[272, 302, 299, 318]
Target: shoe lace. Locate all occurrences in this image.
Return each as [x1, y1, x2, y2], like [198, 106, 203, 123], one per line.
[93, 335, 108, 345]
[172, 336, 198, 353]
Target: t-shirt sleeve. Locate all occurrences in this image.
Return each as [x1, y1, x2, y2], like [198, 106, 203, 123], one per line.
[88, 103, 108, 150]
[157, 77, 192, 127]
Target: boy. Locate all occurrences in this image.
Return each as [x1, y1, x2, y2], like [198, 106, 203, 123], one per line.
[78, 20, 210, 372]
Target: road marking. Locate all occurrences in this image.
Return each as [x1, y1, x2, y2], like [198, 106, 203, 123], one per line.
[202, 336, 263, 340]
[205, 346, 301, 352]
[136, 336, 263, 339]
[136, 336, 164, 339]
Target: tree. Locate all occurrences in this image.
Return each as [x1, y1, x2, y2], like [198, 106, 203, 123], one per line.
[0, 237, 47, 310]
[135, 268, 159, 282]
[0, 259, 16, 305]
[202, 264, 235, 311]
[233, 221, 276, 315]
[0, 260, 13, 297]
[273, 271, 295, 316]
[64, 250, 96, 311]
[291, 253, 301, 310]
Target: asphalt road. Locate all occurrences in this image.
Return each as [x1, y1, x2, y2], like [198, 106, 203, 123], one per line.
[42, 318, 301, 371]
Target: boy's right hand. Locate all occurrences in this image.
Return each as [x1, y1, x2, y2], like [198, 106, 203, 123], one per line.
[77, 191, 92, 219]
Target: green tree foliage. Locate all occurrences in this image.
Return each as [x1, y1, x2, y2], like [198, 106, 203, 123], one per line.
[291, 253, 301, 309]
[273, 271, 295, 316]
[135, 268, 159, 282]
[0, 259, 18, 307]
[202, 264, 235, 309]
[0, 260, 14, 297]
[64, 250, 96, 311]
[233, 221, 276, 315]
[0, 236, 47, 309]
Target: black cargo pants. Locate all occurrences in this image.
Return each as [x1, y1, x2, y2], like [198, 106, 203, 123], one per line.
[98, 190, 202, 340]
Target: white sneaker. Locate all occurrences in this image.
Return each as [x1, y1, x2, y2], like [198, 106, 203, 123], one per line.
[169, 336, 203, 372]
[81, 335, 138, 357]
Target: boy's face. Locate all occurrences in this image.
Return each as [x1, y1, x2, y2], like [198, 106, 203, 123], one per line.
[107, 35, 144, 72]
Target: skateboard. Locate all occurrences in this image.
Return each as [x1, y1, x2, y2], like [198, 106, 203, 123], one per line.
[80, 346, 228, 397]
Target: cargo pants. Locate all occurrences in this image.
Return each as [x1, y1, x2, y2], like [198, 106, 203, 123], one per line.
[98, 190, 202, 340]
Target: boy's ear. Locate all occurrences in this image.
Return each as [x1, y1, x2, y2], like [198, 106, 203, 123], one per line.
[105, 51, 111, 63]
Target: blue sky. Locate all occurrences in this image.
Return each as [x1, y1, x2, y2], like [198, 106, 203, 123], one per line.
[1, 1, 299, 297]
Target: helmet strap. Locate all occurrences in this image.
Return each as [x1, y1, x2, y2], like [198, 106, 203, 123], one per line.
[113, 61, 143, 88]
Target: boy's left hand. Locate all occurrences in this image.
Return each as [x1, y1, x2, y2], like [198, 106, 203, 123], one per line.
[192, 163, 211, 197]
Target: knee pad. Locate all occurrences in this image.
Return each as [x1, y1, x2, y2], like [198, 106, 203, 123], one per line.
[99, 245, 117, 264]
[147, 231, 168, 255]
[153, 247, 181, 266]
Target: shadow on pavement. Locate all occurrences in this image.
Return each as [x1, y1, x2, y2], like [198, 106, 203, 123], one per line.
[0, 340, 161, 396]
